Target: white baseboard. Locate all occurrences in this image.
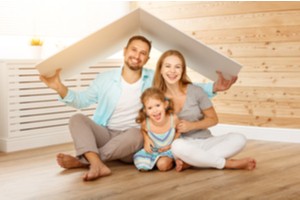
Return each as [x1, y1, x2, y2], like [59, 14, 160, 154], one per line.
[0, 131, 72, 152]
[1, 125, 300, 152]
[210, 124, 300, 143]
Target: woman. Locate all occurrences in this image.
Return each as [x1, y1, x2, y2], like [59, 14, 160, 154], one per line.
[153, 50, 256, 172]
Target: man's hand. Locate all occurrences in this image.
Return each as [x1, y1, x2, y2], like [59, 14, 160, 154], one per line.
[39, 68, 68, 98]
[213, 71, 238, 93]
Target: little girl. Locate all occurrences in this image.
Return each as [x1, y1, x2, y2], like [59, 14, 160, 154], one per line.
[134, 87, 181, 171]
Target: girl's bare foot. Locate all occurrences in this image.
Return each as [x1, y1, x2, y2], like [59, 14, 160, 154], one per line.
[56, 153, 87, 169]
[82, 163, 112, 181]
[225, 157, 256, 170]
[175, 159, 192, 172]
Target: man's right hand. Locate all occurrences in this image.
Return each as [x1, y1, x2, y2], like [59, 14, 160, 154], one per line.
[39, 68, 68, 98]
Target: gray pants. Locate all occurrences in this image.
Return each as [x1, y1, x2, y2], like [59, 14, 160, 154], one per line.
[68, 113, 143, 164]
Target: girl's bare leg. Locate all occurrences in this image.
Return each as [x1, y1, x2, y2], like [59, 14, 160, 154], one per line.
[156, 157, 174, 172]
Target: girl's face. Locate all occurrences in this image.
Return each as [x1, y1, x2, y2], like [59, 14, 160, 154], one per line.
[160, 55, 183, 85]
[144, 97, 168, 123]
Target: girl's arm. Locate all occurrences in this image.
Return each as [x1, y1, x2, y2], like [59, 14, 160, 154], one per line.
[141, 121, 154, 153]
[158, 115, 181, 153]
[177, 106, 218, 133]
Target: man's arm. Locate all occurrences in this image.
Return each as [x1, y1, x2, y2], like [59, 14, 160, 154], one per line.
[39, 68, 68, 98]
[213, 71, 238, 93]
[193, 71, 238, 99]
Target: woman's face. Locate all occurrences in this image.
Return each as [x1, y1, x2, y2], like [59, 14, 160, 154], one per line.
[160, 55, 183, 85]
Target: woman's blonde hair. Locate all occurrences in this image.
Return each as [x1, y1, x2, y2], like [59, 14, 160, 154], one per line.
[153, 50, 191, 93]
[136, 87, 174, 124]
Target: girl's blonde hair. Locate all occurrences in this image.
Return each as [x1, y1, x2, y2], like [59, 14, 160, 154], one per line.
[136, 87, 174, 124]
[153, 50, 192, 93]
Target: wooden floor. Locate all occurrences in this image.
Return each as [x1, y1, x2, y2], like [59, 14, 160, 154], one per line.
[1, 140, 300, 200]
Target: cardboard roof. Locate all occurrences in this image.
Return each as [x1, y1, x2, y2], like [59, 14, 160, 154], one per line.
[36, 8, 242, 81]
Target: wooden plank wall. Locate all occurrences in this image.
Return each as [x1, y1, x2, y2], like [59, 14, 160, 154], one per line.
[134, 1, 300, 129]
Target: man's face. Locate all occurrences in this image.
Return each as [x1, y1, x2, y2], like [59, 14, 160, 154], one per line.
[123, 40, 150, 71]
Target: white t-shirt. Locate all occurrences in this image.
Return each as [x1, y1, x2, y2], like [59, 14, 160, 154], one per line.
[107, 77, 142, 131]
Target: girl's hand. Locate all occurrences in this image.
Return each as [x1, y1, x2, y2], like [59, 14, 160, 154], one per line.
[158, 145, 171, 153]
[144, 138, 154, 153]
[177, 120, 193, 133]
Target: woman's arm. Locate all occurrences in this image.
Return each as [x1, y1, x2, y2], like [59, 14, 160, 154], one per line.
[174, 115, 181, 139]
[177, 106, 218, 133]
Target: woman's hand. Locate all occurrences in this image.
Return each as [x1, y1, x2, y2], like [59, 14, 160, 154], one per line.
[177, 120, 193, 133]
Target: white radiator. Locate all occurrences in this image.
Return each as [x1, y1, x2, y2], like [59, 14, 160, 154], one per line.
[0, 59, 120, 152]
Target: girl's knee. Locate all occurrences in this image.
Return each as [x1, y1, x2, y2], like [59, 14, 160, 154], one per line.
[156, 158, 173, 172]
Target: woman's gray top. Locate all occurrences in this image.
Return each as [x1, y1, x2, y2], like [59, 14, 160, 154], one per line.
[177, 84, 213, 139]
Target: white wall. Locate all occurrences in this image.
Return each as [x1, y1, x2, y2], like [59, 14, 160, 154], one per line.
[0, 0, 131, 59]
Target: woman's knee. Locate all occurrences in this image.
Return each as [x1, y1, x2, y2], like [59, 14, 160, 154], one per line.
[171, 139, 187, 156]
[230, 133, 246, 144]
[228, 133, 247, 149]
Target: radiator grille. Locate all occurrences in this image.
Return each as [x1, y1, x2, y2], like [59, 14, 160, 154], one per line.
[6, 60, 120, 138]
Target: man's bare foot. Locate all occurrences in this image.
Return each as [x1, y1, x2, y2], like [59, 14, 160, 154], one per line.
[56, 153, 87, 169]
[175, 159, 192, 172]
[82, 163, 112, 181]
[225, 157, 256, 170]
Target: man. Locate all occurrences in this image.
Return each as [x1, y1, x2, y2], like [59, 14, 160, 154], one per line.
[40, 35, 237, 181]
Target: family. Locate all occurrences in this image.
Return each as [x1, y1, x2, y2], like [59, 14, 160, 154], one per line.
[40, 35, 256, 181]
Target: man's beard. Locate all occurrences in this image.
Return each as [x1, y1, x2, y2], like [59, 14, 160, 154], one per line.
[125, 60, 142, 71]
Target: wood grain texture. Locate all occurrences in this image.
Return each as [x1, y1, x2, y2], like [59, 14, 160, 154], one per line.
[1, 141, 300, 199]
[136, 1, 300, 129]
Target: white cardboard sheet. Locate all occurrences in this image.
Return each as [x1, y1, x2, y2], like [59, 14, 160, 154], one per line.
[36, 8, 242, 81]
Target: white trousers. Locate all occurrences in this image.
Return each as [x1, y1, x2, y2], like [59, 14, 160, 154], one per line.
[171, 133, 247, 169]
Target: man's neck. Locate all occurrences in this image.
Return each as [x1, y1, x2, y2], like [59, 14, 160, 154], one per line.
[122, 66, 142, 84]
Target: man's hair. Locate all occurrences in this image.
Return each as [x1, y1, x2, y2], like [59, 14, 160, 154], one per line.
[126, 35, 152, 52]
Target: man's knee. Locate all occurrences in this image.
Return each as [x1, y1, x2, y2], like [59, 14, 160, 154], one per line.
[127, 128, 144, 150]
[69, 113, 86, 126]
